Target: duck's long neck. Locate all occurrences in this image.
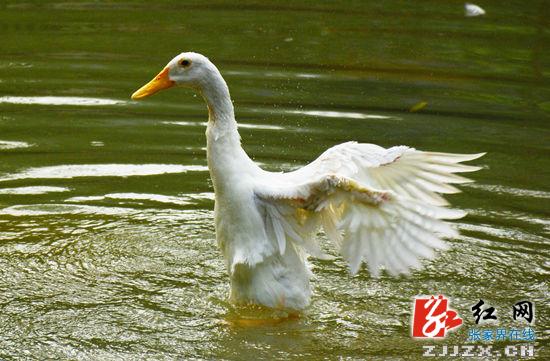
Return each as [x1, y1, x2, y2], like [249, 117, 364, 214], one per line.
[200, 69, 256, 192]
[201, 71, 237, 138]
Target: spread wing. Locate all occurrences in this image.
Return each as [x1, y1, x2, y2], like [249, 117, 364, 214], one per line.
[256, 142, 484, 277]
[286, 141, 485, 206]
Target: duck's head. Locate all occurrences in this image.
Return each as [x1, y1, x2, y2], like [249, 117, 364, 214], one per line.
[131, 52, 215, 100]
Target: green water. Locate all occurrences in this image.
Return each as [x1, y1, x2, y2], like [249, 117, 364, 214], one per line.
[0, 1, 549, 360]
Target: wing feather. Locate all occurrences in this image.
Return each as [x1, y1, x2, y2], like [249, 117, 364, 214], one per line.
[272, 213, 286, 255]
[256, 142, 484, 277]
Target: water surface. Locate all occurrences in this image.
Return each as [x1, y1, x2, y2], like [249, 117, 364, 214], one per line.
[0, 1, 549, 360]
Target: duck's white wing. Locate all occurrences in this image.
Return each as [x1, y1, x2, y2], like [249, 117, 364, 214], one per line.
[285, 141, 485, 206]
[256, 143, 484, 276]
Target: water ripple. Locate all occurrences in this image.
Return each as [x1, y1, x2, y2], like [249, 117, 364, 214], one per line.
[0, 204, 137, 217]
[458, 223, 549, 249]
[0, 164, 208, 182]
[65, 192, 215, 207]
[284, 109, 398, 120]
[0, 186, 70, 195]
[0, 96, 125, 106]
[0, 140, 33, 150]
[465, 183, 550, 199]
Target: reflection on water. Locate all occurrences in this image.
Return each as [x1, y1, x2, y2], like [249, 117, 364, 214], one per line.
[466, 183, 550, 199]
[0, 164, 208, 182]
[66, 192, 215, 206]
[0, 96, 125, 106]
[0, 0, 549, 360]
[0, 140, 32, 150]
[284, 109, 397, 120]
[0, 203, 137, 216]
[0, 186, 70, 195]
[226, 69, 328, 80]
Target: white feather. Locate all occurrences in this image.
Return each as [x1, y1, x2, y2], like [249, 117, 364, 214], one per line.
[465, 3, 486, 17]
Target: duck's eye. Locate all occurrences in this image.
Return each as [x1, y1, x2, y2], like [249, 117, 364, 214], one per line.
[180, 59, 191, 67]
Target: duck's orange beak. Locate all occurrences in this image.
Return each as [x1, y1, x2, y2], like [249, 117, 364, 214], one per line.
[131, 67, 175, 100]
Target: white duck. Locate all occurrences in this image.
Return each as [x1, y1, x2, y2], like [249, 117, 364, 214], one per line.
[131, 52, 484, 311]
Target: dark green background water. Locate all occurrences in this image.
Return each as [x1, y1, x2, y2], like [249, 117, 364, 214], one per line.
[0, 1, 548, 360]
